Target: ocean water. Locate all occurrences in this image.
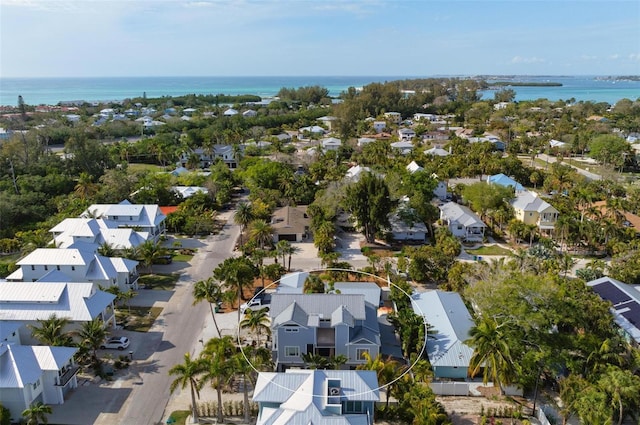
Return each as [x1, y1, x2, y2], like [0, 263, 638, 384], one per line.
[0, 75, 639, 107]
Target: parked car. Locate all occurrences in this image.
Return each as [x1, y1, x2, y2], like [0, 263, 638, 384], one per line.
[240, 295, 271, 313]
[154, 255, 173, 264]
[100, 336, 130, 350]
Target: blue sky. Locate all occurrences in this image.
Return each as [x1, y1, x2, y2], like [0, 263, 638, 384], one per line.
[1, 0, 639, 78]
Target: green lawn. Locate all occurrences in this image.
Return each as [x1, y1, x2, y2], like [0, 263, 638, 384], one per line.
[138, 273, 180, 290]
[171, 253, 193, 262]
[127, 163, 165, 173]
[115, 306, 163, 332]
[167, 410, 190, 424]
[465, 245, 513, 256]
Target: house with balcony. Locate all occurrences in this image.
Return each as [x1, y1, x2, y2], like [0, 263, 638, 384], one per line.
[438, 202, 486, 242]
[0, 281, 117, 344]
[253, 369, 379, 425]
[50, 218, 148, 251]
[322, 137, 342, 152]
[511, 191, 559, 234]
[178, 145, 239, 169]
[411, 290, 475, 379]
[81, 200, 166, 242]
[383, 112, 402, 124]
[269, 294, 380, 371]
[0, 344, 80, 421]
[372, 121, 386, 133]
[398, 127, 416, 141]
[7, 248, 139, 291]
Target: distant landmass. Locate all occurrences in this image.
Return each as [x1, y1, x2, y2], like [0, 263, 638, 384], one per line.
[488, 81, 563, 87]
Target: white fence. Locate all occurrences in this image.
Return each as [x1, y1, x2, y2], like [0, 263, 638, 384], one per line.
[430, 381, 523, 397]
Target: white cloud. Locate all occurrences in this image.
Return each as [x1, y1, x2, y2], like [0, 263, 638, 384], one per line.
[510, 56, 546, 64]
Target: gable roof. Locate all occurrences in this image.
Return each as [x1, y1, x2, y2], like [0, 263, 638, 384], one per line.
[327, 282, 381, 307]
[488, 173, 524, 192]
[439, 202, 486, 228]
[277, 272, 309, 294]
[0, 281, 115, 322]
[253, 370, 379, 425]
[0, 344, 77, 388]
[270, 294, 367, 324]
[511, 191, 558, 214]
[406, 161, 424, 173]
[411, 290, 475, 368]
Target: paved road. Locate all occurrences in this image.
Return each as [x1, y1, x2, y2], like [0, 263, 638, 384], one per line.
[533, 153, 602, 181]
[115, 215, 240, 425]
[44, 213, 242, 425]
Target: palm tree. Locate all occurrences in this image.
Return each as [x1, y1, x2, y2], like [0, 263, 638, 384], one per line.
[234, 202, 253, 247]
[303, 274, 325, 294]
[200, 336, 236, 423]
[97, 242, 115, 257]
[28, 314, 73, 346]
[598, 366, 640, 425]
[240, 307, 270, 345]
[302, 352, 330, 369]
[138, 240, 167, 274]
[21, 402, 53, 425]
[120, 289, 136, 313]
[192, 278, 223, 337]
[466, 316, 516, 395]
[76, 318, 107, 363]
[213, 257, 257, 322]
[169, 353, 208, 424]
[249, 219, 273, 250]
[74, 171, 97, 200]
[231, 350, 254, 424]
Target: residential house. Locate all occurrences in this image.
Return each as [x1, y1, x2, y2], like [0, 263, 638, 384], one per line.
[433, 180, 449, 201]
[383, 112, 402, 124]
[398, 128, 416, 141]
[178, 145, 239, 169]
[253, 369, 379, 425]
[0, 281, 117, 342]
[299, 125, 326, 137]
[413, 113, 437, 122]
[587, 277, 640, 346]
[271, 206, 310, 243]
[322, 137, 342, 152]
[318, 116, 337, 131]
[411, 291, 475, 379]
[487, 173, 525, 193]
[223, 108, 238, 116]
[7, 248, 139, 291]
[422, 131, 449, 143]
[587, 201, 640, 235]
[345, 165, 371, 182]
[81, 200, 166, 242]
[50, 218, 148, 251]
[406, 161, 423, 174]
[549, 139, 568, 149]
[439, 202, 486, 241]
[388, 207, 428, 243]
[357, 137, 376, 147]
[390, 141, 413, 155]
[0, 344, 80, 421]
[326, 282, 382, 308]
[494, 102, 511, 110]
[243, 109, 257, 118]
[276, 272, 309, 294]
[424, 146, 450, 157]
[171, 186, 208, 199]
[511, 191, 559, 233]
[269, 294, 380, 371]
[372, 121, 386, 133]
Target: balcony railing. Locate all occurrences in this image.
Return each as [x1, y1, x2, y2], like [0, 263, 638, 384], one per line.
[56, 365, 80, 387]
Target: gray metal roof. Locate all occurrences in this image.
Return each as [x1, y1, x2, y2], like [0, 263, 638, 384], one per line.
[0, 345, 76, 388]
[328, 282, 381, 308]
[411, 290, 475, 368]
[439, 202, 486, 228]
[270, 294, 366, 321]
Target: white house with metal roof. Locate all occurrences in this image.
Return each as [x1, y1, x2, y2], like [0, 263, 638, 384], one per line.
[411, 290, 475, 380]
[253, 369, 379, 425]
[0, 281, 117, 342]
[269, 294, 380, 371]
[276, 272, 309, 294]
[438, 202, 486, 242]
[322, 137, 342, 152]
[50, 218, 149, 251]
[81, 200, 166, 242]
[0, 344, 80, 420]
[7, 248, 139, 291]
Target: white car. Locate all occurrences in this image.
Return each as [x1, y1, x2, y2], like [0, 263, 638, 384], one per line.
[100, 336, 130, 350]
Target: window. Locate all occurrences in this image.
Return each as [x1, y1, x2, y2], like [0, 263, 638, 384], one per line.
[284, 328, 299, 333]
[31, 265, 35, 271]
[71, 266, 75, 271]
[56, 265, 60, 271]
[32, 379, 41, 390]
[44, 265, 48, 271]
[356, 348, 369, 360]
[284, 346, 300, 357]
[344, 401, 363, 413]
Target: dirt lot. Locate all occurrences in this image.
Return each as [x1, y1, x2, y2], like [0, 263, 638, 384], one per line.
[437, 395, 532, 425]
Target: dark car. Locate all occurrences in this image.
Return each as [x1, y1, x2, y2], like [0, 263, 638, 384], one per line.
[155, 255, 173, 264]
